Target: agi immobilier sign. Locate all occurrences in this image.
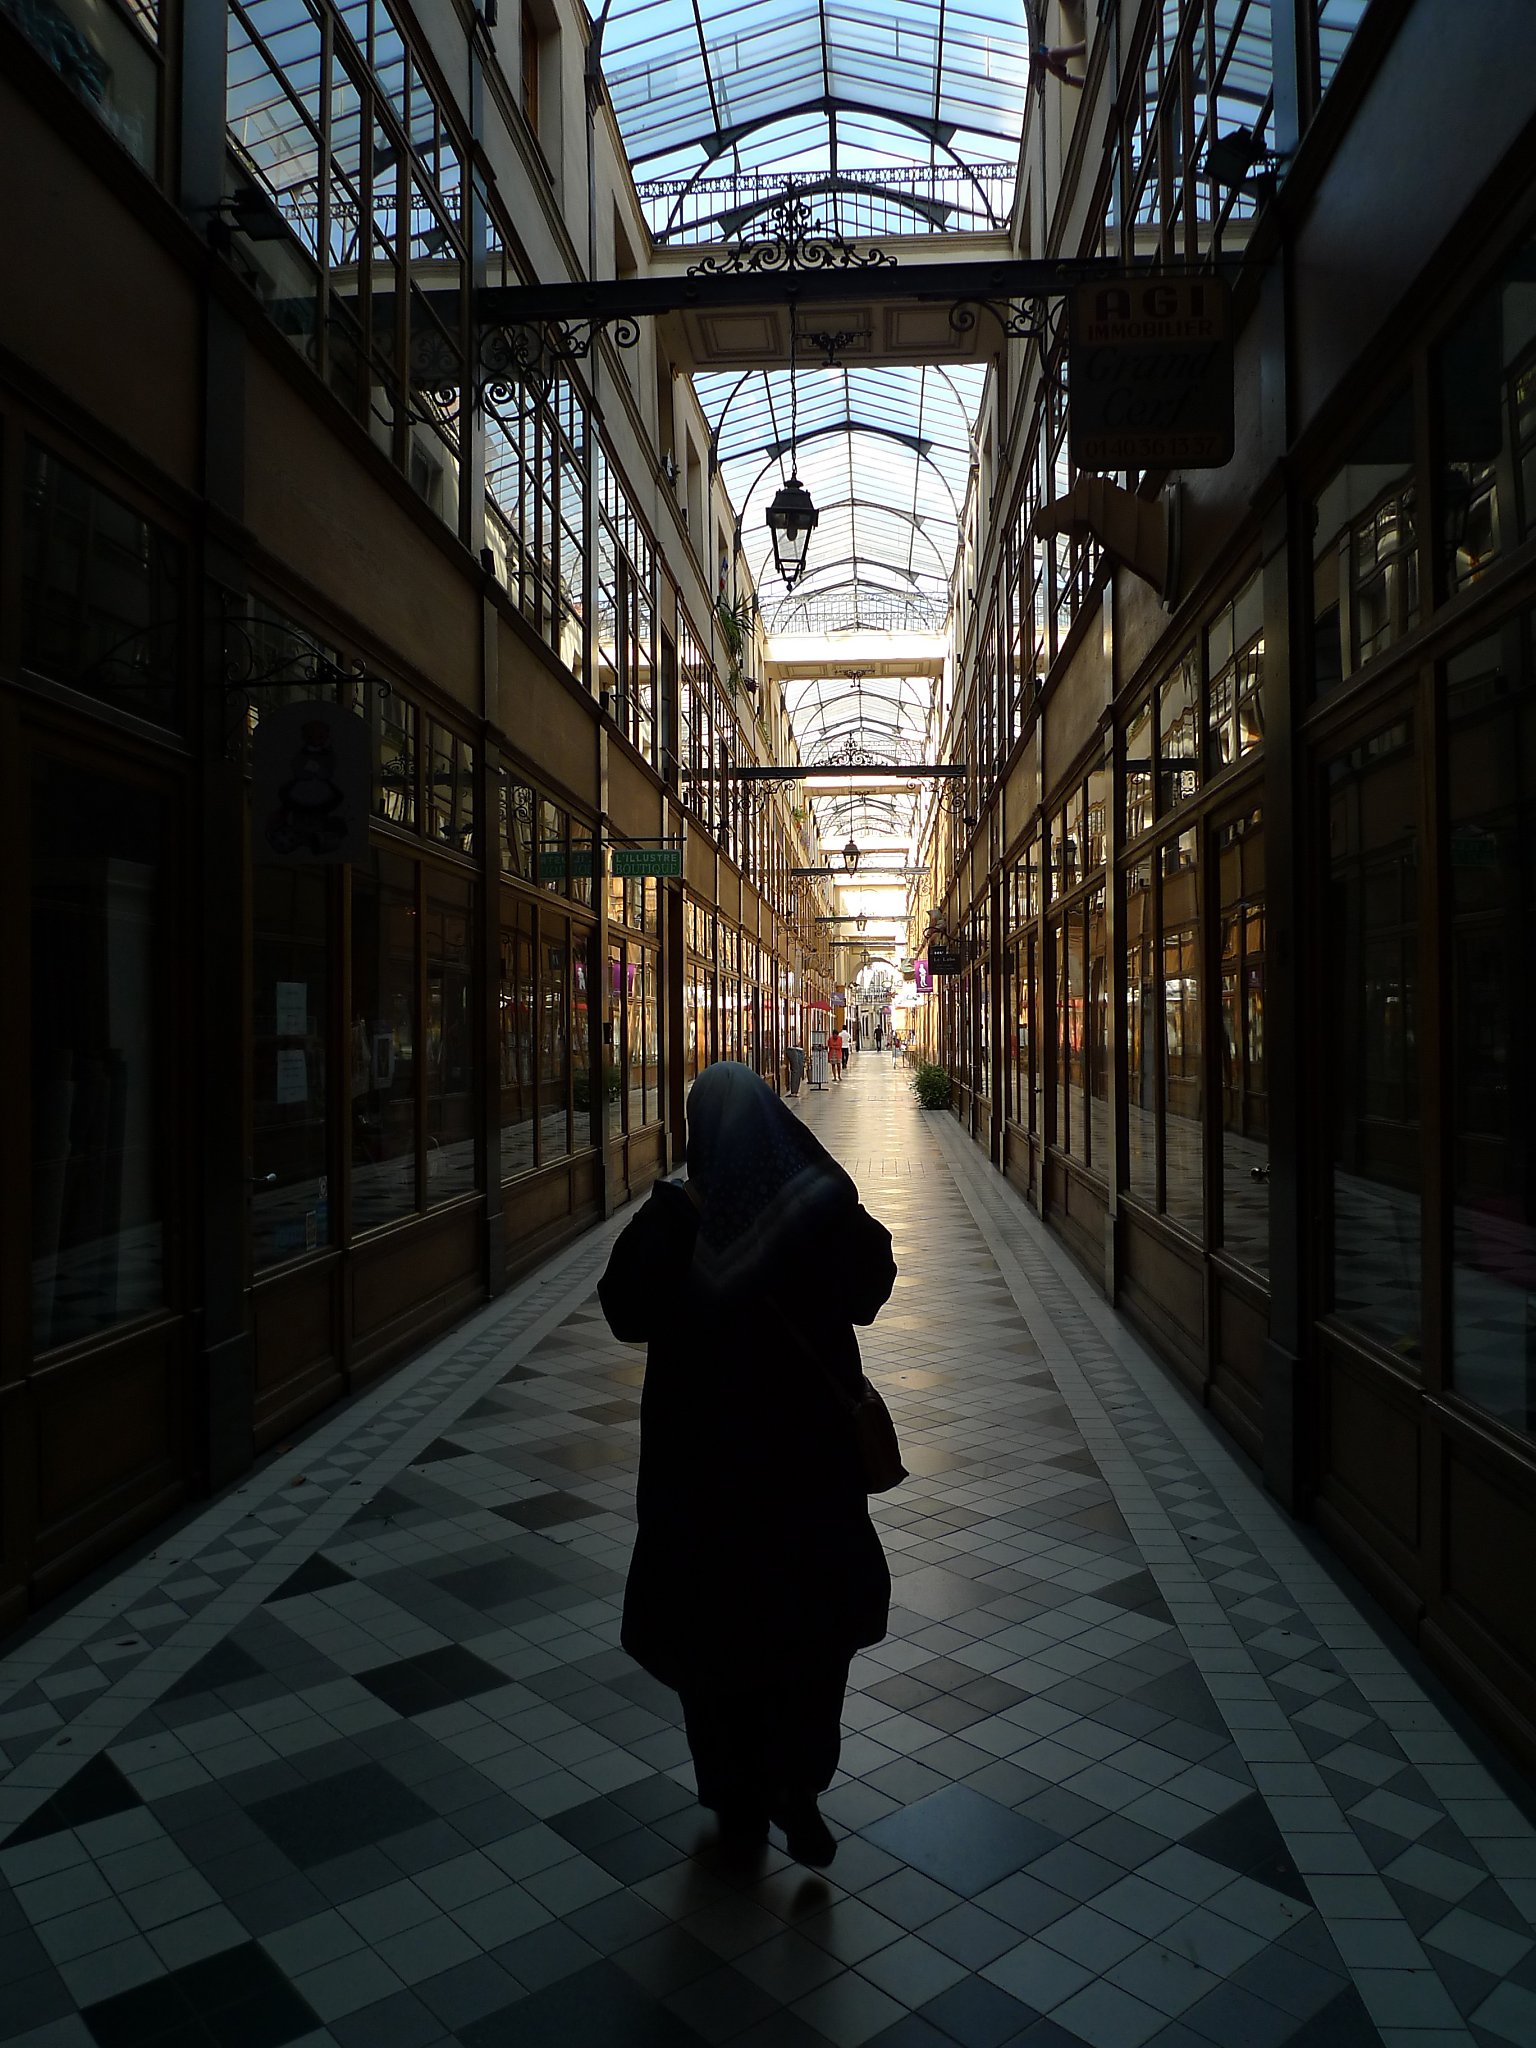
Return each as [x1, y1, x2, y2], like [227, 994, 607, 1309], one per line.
[1069, 277, 1234, 471]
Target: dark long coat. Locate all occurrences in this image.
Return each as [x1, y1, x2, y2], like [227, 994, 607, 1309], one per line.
[598, 1181, 897, 1693]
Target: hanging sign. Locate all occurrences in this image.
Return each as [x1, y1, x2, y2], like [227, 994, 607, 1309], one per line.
[611, 846, 682, 877]
[252, 701, 372, 864]
[913, 958, 933, 994]
[1069, 278, 1233, 470]
[926, 938, 964, 976]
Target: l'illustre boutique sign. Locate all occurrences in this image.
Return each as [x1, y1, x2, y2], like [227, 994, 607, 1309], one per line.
[1069, 278, 1233, 470]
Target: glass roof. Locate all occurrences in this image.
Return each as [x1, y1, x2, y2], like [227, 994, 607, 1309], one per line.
[588, 0, 1021, 872]
[699, 360, 983, 637]
[588, 0, 1032, 190]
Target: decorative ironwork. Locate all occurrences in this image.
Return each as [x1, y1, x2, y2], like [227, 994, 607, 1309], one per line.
[949, 297, 1052, 346]
[220, 597, 392, 702]
[478, 315, 641, 401]
[802, 327, 861, 367]
[687, 189, 896, 279]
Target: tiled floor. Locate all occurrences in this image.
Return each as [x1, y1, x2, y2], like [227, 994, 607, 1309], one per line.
[4, 1059, 1536, 2048]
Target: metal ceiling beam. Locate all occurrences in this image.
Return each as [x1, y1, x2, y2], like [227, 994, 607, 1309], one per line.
[468, 256, 1175, 332]
[731, 764, 965, 780]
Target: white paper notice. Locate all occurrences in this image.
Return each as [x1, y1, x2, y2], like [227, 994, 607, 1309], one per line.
[275, 1049, 308, 1104]
[275, 981, 308, 1037]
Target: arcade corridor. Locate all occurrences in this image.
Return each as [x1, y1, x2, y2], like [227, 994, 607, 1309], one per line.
[3, 1056, 1534, 2048]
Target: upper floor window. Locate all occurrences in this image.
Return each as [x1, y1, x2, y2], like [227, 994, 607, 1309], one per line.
[1, 0, 161, 171]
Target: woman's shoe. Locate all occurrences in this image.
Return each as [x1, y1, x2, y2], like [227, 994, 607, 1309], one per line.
[771, 1800, 836, 1866]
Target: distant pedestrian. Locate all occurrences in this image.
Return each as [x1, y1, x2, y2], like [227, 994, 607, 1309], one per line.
[827, 1027, 844, 1079]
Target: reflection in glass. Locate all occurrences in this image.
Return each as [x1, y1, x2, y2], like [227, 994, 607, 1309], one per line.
[503, 780, 535, 879]
[1162, 831, 1202, 1232]
[1088, 886, 1109, 1173]
[1125, 858, 1157, 1203]
[1125, 698, 1154, 840]
[1327, 721, 1421, 1350]
[376, 686, 417, 827]
[1311, 388, 1418, 692]
[21, 442, 183, 728]
[31, 762, 167, 1349]
[1448, 611, 1536, 1432]
[539, 915, 570, 1161]
[1218, 812, 1267, 1273]
[1208, 572, 1264, 769]
[1158, 656, 1201, 814]
[351, 854, 418, 1229]
[500, 901, 535, 1178]
[426, 875, 476, 1202]
[1437, 237, 1536, 596]
[572, 927, 597, 1148]
[253, 865, 330, 1267]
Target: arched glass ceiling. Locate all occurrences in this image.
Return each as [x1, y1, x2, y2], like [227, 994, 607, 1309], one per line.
[698, 361, 983, 637]
[588, 0, 1032, 196]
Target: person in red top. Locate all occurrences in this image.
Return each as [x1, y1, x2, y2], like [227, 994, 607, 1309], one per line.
[826, 1027, 843, 1080]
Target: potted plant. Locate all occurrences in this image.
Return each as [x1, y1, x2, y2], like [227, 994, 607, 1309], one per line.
[911, 1062, 952, 1110]
[716, 594, 750, 694]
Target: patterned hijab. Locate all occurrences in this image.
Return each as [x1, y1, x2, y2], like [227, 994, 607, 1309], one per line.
[685, 1061, 857, 1302]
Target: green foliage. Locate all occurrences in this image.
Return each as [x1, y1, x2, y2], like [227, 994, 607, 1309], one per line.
[911, 1062, 952, 1110]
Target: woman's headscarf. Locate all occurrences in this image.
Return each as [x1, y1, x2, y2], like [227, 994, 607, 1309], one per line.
[685, 1061, 857, 1301]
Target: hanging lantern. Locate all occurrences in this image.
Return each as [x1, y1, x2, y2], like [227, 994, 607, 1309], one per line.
[841, 837, 860, 875]
[855, 910, 868, 933]
[766, 476, 819, 588]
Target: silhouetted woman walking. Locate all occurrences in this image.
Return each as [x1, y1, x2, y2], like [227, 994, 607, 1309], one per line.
[598, 1061, 896, 1865]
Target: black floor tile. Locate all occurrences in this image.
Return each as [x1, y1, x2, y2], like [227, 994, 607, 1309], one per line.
[1275, 1987, 1383, 2046]
[865, 1785, 1061, 1897]
[431, 1558, 561, 1606]
[494, 1489, 606, 1530]
[918, 1974, 1040, 2047]
[5, 1753, 144, 1845]
[247, 1764, 437, 1866]
[1181, 1793, 1309, 1900]
[464, 1960, 706, 2048]
[1129, 1667, 1228, 1734]
[6, 1965, 79, 2034]
[550, 1797, 636, 1851]
[82, 1972, 199, 2047]
[163, 1642, 267, 1701]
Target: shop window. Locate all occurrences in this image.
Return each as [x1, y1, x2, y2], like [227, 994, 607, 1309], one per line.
[1312, 389, 1418, 692]
[1162, 829, 1203, 1232]
[1125, 698, 1154, 841]
[539, 912, 570, 1160]
[503, 779, 535, 880]
[538, 798, 566, 891]
[572, 926, 598, 1148]
[1158, 654, 1201, 813]
[3, 0, 160, 169]
[1208, 572, 1264, 769]
[570, 819, 594, 908]
[426, 722, 474, 852]
[376, 685, 417, 828]
[252, 865, 331, 1268]
[30, 760, 168, 1350]
[1217, 811, 1268, 1274]
[1437, 235, 1536, 596]
[20, 442, 183, 728]
[499, 900, 535, 1178]
[1125, 856, 1157, 1203]
[350, 852, 418, 1230]
[1088, 885, 1109, 1171]
[610, 941, 628, 1133]
[1054, 910, 1083, 1157]
[426, 873, 475, 1203]
[1447, 608, 1536, 1433]
[1326, 719, 1421, 1352]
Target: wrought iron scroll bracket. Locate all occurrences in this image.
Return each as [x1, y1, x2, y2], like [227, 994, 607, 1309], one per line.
[478, 315, 642, 404]
[949, 297, 1052, 347]
[687, 188, 896, 279]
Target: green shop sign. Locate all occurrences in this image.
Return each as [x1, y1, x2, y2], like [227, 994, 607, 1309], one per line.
[537, 848, 595, 879]
[611, 847, 682, 878]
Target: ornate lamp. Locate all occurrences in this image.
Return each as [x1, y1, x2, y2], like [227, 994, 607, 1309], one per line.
[842, 836, 861, 875]
[855, 910, 868, 933]
[766, 479, 818, 588]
